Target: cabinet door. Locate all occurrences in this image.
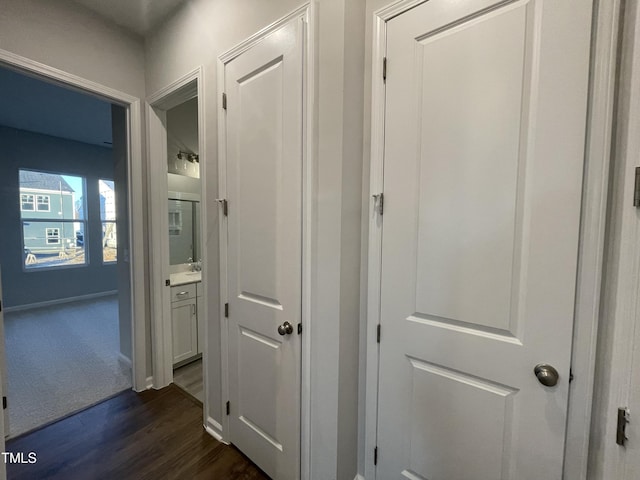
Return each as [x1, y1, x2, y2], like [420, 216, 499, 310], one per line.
[172, 298, 198, 364]
[196, 296, 204, 354]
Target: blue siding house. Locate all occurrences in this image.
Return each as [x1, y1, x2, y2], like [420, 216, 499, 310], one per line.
[20, 170, 78, 256]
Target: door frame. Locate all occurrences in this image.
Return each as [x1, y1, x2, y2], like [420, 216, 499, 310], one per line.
[146, 67, 206, 394]
[0, 48, 148, 394]
[216, 3, 313, 478]
[363, 0, 620, 478]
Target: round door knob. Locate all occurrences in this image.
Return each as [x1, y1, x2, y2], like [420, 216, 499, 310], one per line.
[534, 364, 559, 387]
[277, 321, 294, 336]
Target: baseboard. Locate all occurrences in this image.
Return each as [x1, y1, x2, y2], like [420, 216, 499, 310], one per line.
[4, 290, 118, 313]
[118, 353, 132, 368]
[205, 416, 228, 444]
[354, 475, 365, 480]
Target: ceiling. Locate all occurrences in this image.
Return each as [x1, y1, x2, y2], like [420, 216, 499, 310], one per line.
[0, 66, 113, 147]
[71, 0, 188, 36]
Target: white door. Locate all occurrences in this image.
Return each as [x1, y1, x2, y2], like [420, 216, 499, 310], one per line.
[223, 15, 303, 480]
[376, 0, 592, 478]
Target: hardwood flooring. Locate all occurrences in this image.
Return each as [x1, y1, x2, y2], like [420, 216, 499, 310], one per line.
[174, 358, 204, 402]
[6, 385, 269, 480]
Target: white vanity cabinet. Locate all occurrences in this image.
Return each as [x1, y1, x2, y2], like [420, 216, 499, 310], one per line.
[196, 281, 204, 354]
[171, 284, 198, 365]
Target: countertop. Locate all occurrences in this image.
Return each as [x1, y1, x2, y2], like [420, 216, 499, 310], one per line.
[170, 271, 202, 286]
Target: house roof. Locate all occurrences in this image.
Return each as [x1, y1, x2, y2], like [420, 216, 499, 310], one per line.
[19, 171, 74, 193]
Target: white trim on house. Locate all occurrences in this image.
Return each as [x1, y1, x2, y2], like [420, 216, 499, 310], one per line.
[0, 48, 147, 394]
[216, 4, 313, 479]
[362, 1, 618, 479]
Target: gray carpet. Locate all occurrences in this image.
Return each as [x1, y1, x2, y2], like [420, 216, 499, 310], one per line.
[4, 295, 131, 437]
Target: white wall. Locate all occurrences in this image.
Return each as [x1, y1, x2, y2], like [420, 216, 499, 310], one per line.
[146, 1, 365, 478]
[0, 0, 151, 375]
[167, 97, 200, 178]
[589, 0, 640, 477]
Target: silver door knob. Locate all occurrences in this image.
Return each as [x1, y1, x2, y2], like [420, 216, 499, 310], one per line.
[534, 364, 559, 387]
[277, 321, 294, 336]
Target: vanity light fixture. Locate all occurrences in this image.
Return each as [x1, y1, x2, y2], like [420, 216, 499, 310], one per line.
[176, 151, 199, 163]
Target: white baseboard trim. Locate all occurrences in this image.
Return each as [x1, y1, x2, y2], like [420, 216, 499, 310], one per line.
[4, 290, 118, 313]
[118, 353, 132, 368]
[205, 416, 228, 444]
[354, 475, 365, 480]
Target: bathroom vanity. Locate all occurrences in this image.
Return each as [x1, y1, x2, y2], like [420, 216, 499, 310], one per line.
[170, 272, 204, 366]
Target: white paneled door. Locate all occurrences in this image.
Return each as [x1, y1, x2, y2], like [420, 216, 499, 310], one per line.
[376, 0, 592, 479]
[223, 14, 304, 480]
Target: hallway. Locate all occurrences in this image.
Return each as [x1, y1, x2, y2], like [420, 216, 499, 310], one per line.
[6, 385, 267, 479]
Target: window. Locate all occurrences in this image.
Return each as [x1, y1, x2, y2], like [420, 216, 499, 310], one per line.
[20, 169, 86, 270]
[100, 179, 117, 263]
[45, 228, 60, 244]
[21, 194, 34, 211]
[36, 195, 50, 212]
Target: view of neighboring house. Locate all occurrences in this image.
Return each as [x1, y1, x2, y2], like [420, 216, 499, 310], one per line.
[99, 179, 117, 251]
[20, 170, 78, 257]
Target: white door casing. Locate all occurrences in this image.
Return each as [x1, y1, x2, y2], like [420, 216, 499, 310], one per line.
[0, 267, 7, 440]
[374, 0, 593, 479]
[0, 267, 5, 479]
[223, 14, 304, 480]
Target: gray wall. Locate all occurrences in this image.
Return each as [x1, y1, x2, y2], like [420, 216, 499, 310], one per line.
[0, 126, 117, 308]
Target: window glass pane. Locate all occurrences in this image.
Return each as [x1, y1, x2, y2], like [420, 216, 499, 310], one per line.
[23, 221, 86, 269]
[99, 179, 116, 221]
[19, 170, 85, 220]
[21, 194, 34, 211]
[20, 169, 86, 270]
[36, 195, 50, 212]
[102, 221, 117, 263]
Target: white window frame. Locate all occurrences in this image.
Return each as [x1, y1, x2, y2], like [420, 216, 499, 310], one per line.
[20, 194, 34, 211]
[36, 195, 50, 212]
[45, 227, 60, 245]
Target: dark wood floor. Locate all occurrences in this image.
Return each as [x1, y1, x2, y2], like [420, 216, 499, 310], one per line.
[6, 385, 269, 480]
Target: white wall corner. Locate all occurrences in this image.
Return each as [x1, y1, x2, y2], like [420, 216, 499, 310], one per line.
[205, 416, 228, 444]
[141, 376, 154, 392]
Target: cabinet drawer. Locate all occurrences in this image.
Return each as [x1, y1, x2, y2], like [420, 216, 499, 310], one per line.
[171, 283, 196, 302]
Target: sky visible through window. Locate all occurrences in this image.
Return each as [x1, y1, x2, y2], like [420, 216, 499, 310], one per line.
[61, 175, 83, 204]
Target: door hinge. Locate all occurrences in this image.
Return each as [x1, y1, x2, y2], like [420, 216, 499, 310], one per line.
[224, 303, 229, 318]
[0, 300, 2, 312]
[382, 57, 387, 83]
[216, 198, 228, 216]
[374, 446, 378, 465]
[634, 167, 640, 207]
[298, 323, 302, 335]
[222, 92, 227, 110]
[2, 397, 6, 409]
[377, 324, 381, 343]
[226, 400, 230, 416]
[617, 407, 630, 446]
[165, 279, 170, 287]
[569, 368, 574, 383]
[372, 193, 384, 215]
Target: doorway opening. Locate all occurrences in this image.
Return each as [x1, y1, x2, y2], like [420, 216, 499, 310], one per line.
[0, 65, 133, 437]
[166, 96, 204, 403]
[147, 75, 207, 410]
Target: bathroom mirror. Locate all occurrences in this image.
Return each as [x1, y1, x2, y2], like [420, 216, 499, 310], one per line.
[168, 198, 200, 265]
